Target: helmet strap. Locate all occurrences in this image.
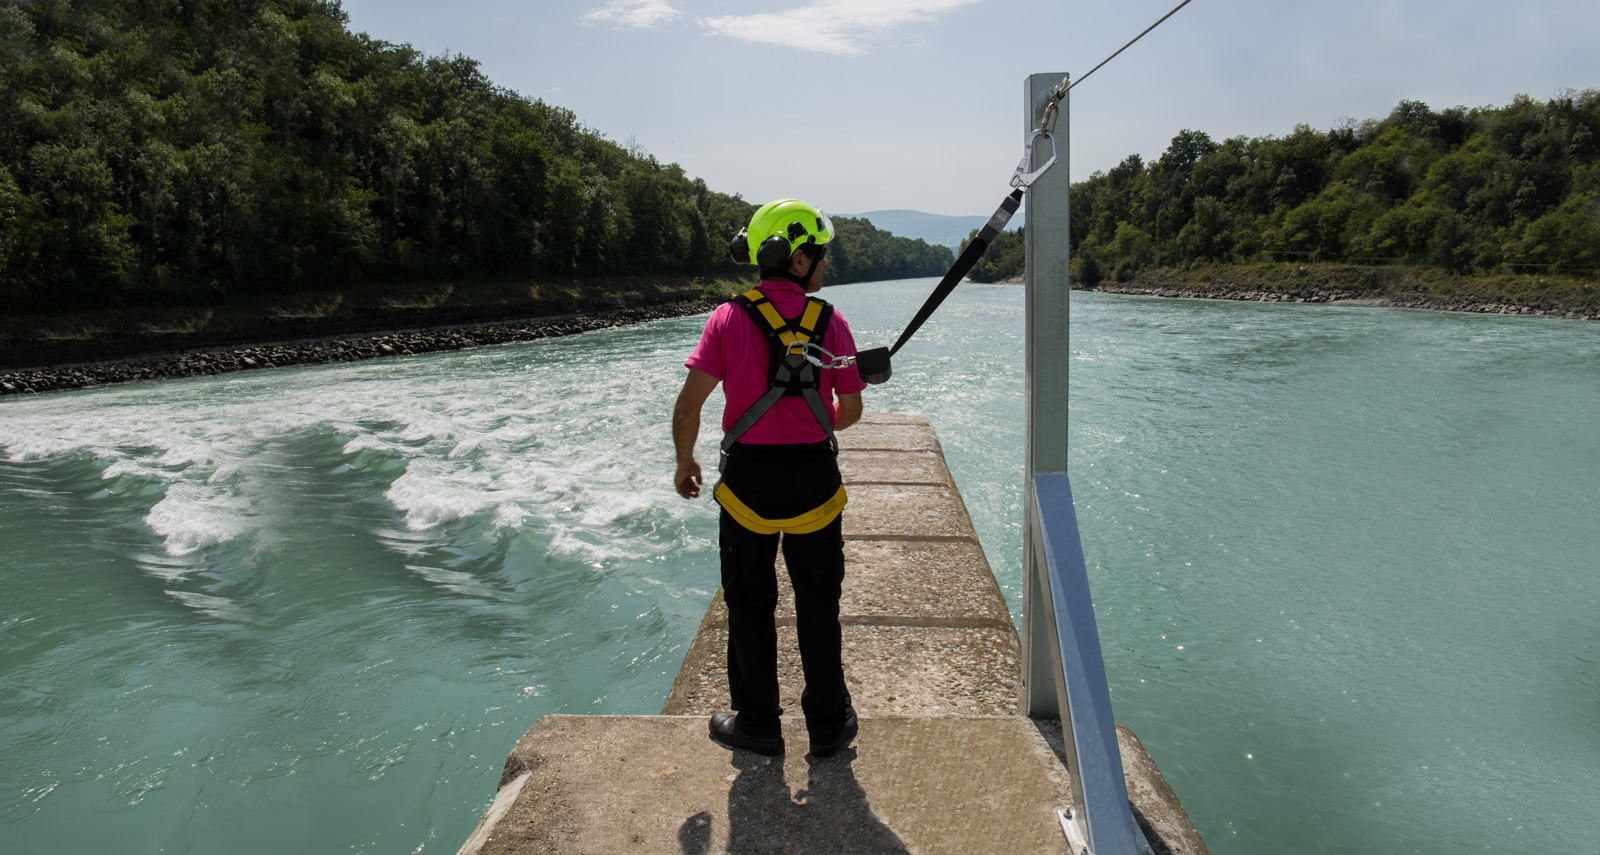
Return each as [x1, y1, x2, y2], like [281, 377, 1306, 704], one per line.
[800, 252, 821, 286]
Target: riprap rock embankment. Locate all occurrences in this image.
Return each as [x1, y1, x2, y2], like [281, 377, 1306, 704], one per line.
[1, 298, 722, 396]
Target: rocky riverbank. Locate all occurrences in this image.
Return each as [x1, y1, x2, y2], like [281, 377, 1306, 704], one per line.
[1, 297, 722, 397]
[1072, 264, 1600, 320]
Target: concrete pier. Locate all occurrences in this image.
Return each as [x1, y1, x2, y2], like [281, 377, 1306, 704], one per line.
[664, 413, 1020, 720]
[459, 415, 1206, 855]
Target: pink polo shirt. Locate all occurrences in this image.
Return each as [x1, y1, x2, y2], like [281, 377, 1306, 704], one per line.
[686, 280, 867, 445]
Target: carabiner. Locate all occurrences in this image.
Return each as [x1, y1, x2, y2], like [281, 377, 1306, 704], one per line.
[1040, 97, 1062, 135]
[1010, 128, 1058, 189]
[786, 341, 854, 370]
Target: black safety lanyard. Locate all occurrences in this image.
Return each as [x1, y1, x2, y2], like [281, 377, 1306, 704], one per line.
[854, 189, 1021, 382]
[854, 82, 1066, 385]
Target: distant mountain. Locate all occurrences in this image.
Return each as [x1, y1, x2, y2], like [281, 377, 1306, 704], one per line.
[839, 209, 1023, 250]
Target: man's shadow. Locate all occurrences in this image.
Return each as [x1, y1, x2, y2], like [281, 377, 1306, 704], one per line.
[678, 750, 910, 854]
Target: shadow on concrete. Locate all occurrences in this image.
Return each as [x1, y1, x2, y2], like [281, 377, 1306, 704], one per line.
[678, 749, 910, 854]
[679, 811, 713, 853]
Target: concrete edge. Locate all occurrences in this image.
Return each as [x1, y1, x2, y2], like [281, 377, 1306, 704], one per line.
[1116, 724, 1211, 855]
[661, 589, 727, 715]
[457, 770, 534, 855]
[854, 413, 932, 426]
[1028, 719, 1208, 855]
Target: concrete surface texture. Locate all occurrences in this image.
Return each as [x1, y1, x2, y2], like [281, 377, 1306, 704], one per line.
[663, 414, 1022, 720]
[464, 714, 1079, 855]
[459, 415, 1206, 855]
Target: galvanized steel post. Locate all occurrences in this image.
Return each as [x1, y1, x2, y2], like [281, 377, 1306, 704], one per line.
[1022, 71, 1073, 718]
[1019, 73, 1152, 855]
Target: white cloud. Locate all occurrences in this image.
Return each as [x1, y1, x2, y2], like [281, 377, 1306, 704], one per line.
[582, 0, 684, 29]
[700, 0, 981, 55]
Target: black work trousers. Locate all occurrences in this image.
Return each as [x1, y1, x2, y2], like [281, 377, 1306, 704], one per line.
[717, 444, 852, 743]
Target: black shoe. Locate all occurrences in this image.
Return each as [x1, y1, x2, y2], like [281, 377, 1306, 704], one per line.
[808, 709, 858, 758]
[709, 712, 784, 756]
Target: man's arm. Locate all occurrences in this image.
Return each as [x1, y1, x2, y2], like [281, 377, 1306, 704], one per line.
[835, 392, 863, 431]
[672, 368, 721, 498]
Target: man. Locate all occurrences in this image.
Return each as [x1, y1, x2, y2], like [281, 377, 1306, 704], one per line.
[672, 199, 865, 758]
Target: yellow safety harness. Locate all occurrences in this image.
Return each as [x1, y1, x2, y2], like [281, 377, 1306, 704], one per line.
[713, 288, 848, 534]
[714, 480, 848, 535]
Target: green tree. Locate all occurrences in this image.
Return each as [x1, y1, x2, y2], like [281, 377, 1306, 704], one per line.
[1063, 91, 1600, 276]
[827, 216, 953, 285]
[1515, 194, 1600, 270]
[1108, 222, 1155, 280]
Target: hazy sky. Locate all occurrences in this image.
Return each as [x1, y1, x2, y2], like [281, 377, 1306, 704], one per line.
[336, 0, 1598, 217]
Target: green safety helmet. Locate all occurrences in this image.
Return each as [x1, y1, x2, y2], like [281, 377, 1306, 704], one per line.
[729, 199, 835, 271]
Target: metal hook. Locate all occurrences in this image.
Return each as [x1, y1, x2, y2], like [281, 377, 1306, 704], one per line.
[1039, 77, 1069, 134]
[787, 341, 855, 370]
[1011, 129, 1058, 190]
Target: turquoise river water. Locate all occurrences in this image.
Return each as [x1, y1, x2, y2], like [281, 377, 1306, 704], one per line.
[2, 280, 1597, 854]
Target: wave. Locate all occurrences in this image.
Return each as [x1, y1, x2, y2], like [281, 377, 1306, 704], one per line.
[384, 466, 499, 532]
[2, 331, 720, 580]
[144, 483, 256, 557]
[164, 590, 252, 622]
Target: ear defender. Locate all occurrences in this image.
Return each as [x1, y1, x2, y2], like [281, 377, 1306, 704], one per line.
[756, 233, 794, 270]
[729, 228, 752, 264]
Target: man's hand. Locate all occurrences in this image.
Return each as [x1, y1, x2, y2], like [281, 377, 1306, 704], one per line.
[675, 460, 704, 498]
[672, 368, 719, 499]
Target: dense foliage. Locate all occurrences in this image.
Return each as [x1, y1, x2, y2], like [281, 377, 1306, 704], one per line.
[966, 93, 1600, 284]
[964, 227, 1025, 283]
[0, 0, 947, 313]
[827, 215, 952, 286]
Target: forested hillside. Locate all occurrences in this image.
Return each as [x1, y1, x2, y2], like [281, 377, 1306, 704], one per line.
[967, 93, 1600, 284]
[829, 216, 952, 284]
[0, 0, 948, 315]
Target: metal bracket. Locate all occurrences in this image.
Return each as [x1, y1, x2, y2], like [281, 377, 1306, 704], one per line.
[1059, 808, 1090, 855]
[1058, 807, 1156, 855]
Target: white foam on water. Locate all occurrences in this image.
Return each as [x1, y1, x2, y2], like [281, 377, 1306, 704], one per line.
[547, 524, 644, 564]
[100, 458, 150, 481]
[577, 489, 660, 528]
[493, 503, 526, 529]
[340, 433, 394, 456]
[393, 410, 458, 445]
[144, 483, 254, 557]
[208, 459, 244, 483]
[496, 457, 582, 501]
[4, 322, 719, 572]
[0, 430, 81, 462]
[384, 465, 497, 532]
